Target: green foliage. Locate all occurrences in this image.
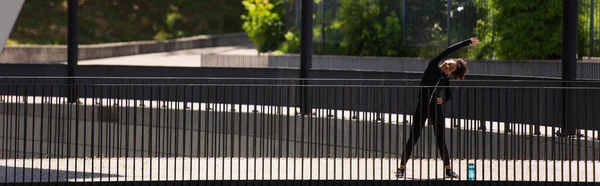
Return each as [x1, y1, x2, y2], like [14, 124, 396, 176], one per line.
[379, 13, 408, 56]
[8, 0, 245, 45]
[241, 0, 286, 54]
[470, 0, 496, 59]
[337, 0, 408, 57]
[473, 0, 589, 60]
[278, 30, 300, 53]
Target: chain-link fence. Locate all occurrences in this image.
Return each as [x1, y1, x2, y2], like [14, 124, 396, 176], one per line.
[283, 0, 483, 52]
[282, 0, 600, 59]
[582, 0, 600, 59]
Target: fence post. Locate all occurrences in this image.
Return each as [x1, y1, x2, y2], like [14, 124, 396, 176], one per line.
[558, 0, 579, 137]
[300, 0, 313, 115]
[67, 0, 78, 103]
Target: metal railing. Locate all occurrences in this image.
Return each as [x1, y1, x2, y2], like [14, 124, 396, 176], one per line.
[0, 77, 598, 184]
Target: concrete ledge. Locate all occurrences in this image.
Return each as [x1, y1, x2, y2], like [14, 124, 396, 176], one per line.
[199, 54, 600, 79]
[0, 33, 250, 64]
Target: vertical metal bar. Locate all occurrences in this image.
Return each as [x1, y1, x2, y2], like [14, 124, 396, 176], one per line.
[108, 85, 113, 179]
[535, 87, 542, 136]
[585, 88, 589, 182]
[388, 86, 392, 181]
[252, 85, 257, 180]
[349, 85, 354, 180]
[237, 85, 242, 181]
[497, 87, 501, 182]
[0, 82, 3, 181]
[157, 85, 162, 180]
[552, 87, 557, 182]
[149, 85, 153, 181]
[232, 85, 237, 180]
[396, 85, 400, 181]
[357, 86, 361, 179]
[544, 88, 549, 183]
[91, 84, 96, 182]
[75, 80, 80, 180]
[119, 83, 123, 181]
[22, 83, 27, 182]
[290, 84, 304, 179]
[488, 88, 492, 181]
[40, 84, 45, 183]
[183, 85, 188, 180]
[340, 85, 344, 180]
[259, 85, 264, 179]
[133, 83, 137, 181]
[196, 85, 201, 182]
[269, 85, 274, 180]
[58, 83, 63, 182]
[14, 84, 18, 182]
[594, 86, 597, 183]
[250, 85, 255, 180]
[287, 85, 291, 180]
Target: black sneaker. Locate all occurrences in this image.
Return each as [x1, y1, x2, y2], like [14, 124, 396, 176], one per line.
[445, 169, 459, 178]
[396, 168, 405, 178]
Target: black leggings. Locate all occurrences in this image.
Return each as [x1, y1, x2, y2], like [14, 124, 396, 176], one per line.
[401, 100, 451, 166]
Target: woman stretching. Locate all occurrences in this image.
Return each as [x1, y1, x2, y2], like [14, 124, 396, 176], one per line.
[397, 38, 479, 179]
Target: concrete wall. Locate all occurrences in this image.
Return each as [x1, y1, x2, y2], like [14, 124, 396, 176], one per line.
[0, 102, 597, 161]
[200, 54, 600, 80]
[0, 33, 250, 64]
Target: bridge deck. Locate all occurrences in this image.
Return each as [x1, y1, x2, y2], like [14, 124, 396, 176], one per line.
[0, 158, 597, 182]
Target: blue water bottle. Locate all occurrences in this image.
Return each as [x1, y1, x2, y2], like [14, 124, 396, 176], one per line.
[467, 163, 476, 181]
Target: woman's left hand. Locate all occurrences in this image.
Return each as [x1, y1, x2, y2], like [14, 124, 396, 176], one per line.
[437, 97, 444, 104]
[469, 38, 479, 46]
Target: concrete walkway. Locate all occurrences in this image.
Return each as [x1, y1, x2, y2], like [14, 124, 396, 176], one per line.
[59, 43, 257, 67]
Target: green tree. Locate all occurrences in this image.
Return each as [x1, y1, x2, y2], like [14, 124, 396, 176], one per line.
[9, 0, 244, 45]
[241, 0, 286, 54]
[337, 0, 408, 56]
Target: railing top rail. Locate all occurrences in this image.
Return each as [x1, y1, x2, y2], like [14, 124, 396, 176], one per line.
[1, 83, 599, 90]
[0, 76, 598, 83]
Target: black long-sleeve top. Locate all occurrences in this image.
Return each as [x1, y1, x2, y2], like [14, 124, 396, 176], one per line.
[419, 39, 472, 104]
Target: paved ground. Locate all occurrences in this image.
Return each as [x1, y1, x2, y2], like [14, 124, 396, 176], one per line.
[59, 43, 257, 67]
[0, 158, 598, 182]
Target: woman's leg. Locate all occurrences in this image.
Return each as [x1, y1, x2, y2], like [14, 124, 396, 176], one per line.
[431, 104, 459, 178]
[400, 103, 428, 166]
[431, 104, 451, 166]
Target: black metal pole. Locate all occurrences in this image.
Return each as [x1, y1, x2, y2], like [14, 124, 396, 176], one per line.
[591, 0, 594, 57]
[300, 0, 313, 115]
[559, 0, 578, 136]
[321, 0, 325, 51]
[446, 0, 451, 47]
[67, 0, 78, 103]
[402, 0, 406, 41]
